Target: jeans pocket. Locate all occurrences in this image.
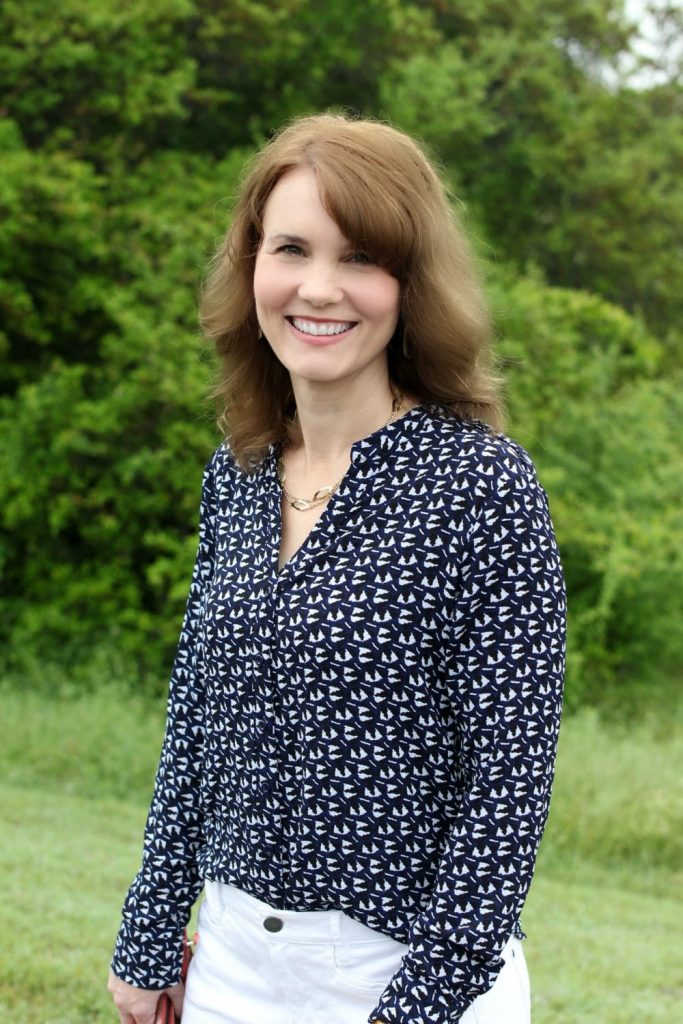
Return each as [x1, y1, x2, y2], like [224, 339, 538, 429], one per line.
[462, 938, 530, 1024]
[199, 880, 226, 931]
[332, 936, 406, 995]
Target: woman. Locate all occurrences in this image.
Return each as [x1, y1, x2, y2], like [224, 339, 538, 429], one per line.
[108, 113, 566, 1024]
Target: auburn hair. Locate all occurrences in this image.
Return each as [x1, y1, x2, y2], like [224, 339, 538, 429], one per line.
[200, 112, 504, 471]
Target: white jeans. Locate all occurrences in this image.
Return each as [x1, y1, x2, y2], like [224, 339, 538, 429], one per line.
[182, 880, 531, 1024]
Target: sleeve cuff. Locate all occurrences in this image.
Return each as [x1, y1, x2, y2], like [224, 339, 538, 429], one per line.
[368, 962, 472, 1024]
[111, 918, 185, 990]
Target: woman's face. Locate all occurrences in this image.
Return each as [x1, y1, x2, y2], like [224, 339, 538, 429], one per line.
[253, 167, 400, 392]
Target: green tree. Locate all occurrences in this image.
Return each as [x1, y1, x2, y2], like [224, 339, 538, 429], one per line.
[488, 266, 683, 710]
[0, 0, 194, 165]
[379, 0, 683, 338]
[0, 148, 246, 673]
[0, 120, 110, 394]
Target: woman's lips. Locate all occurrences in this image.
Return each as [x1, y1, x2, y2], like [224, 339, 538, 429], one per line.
[285, 316, 357, 346]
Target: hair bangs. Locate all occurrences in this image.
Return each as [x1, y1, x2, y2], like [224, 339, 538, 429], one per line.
[309, 150, 417, 279]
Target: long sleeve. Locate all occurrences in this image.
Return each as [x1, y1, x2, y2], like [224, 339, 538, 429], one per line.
[111, 450, 218, 988]
[370, 440, 567, 1024]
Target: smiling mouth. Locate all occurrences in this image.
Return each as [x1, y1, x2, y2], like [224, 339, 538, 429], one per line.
[286, 316, 357, 337]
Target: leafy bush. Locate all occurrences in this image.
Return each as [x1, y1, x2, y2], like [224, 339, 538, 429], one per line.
[0, 149, 247, 671]
[489, 267, 683, 709]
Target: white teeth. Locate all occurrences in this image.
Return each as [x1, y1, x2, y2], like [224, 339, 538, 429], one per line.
[291, 317, 354, 337]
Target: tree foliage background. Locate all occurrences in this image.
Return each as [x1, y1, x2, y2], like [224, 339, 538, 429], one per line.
[1, 0, 681, 712]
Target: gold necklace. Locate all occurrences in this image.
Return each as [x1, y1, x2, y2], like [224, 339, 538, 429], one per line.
[277, 392, 404, 511]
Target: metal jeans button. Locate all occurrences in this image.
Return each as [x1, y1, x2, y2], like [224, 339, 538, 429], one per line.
[263, 916, 284, 932]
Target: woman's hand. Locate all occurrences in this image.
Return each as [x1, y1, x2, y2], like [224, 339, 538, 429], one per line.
[107, 968, 184, 1024]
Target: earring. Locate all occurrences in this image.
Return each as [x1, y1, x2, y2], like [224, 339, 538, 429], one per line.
[402, 330, 410, 358]
[258, 326, 264, 339]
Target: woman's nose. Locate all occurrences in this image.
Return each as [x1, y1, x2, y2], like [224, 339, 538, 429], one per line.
[297, 263, 344, 306]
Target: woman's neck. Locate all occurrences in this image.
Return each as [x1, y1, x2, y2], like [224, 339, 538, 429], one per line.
[288, 373, 412, 476]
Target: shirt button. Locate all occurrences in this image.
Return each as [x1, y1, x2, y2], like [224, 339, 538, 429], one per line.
[263, 916, 284, 932]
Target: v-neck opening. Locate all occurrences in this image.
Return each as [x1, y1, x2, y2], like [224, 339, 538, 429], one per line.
[269, 402, 429, 580]
[274, 466, 348, 579]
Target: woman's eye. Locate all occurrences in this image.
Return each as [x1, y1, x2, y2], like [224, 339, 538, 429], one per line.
[275, 244, 305, 256]
[346, 251, 374, 265]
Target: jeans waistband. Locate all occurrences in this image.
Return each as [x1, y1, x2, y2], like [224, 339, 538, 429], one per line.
[203, 879, 405, 947]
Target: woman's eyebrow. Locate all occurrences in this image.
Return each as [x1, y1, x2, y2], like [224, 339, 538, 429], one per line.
[267, 233, 308, 245]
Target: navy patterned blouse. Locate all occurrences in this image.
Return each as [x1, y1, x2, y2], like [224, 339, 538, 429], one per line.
[111, 402, 567, 1024]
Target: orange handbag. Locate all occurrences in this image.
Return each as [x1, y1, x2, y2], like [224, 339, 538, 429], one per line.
[155, 930, 195, 1024]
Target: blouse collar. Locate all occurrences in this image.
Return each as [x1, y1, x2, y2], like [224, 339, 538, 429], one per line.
[348, 402, 433, 467]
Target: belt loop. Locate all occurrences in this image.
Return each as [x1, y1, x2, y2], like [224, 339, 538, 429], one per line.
[331, 911, 342, 942]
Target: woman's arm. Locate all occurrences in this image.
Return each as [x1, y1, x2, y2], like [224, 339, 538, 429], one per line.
[109, 450, 219, 992]
[369, 439, 567, 1024]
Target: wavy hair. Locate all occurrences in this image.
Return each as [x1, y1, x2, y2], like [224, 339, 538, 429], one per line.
[200, 112, 504, 471]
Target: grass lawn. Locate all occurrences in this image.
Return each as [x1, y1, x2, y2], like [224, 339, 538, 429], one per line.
[523, 858, 683, 1022]
[1, 688, 682, 1022]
